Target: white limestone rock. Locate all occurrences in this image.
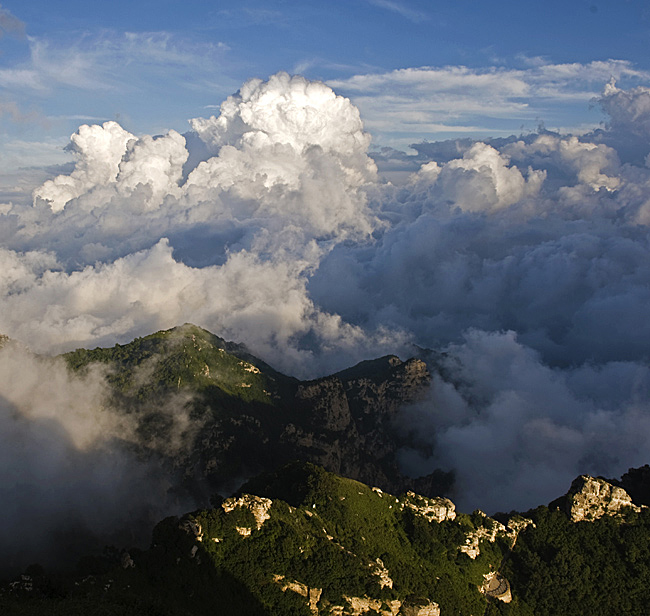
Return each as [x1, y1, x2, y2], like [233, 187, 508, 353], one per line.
[403, 492, 456, 523]
[565, 475, 644, 522]
[222, 494, 273, 530]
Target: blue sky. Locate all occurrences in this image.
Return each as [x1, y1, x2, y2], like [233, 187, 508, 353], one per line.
[0, 0, 649, 172]
[4, 1, 650, 515]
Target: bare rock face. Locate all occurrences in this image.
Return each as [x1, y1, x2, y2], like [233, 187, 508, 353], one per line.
[565, 475, 643, 522]
[399, 600, 440, 616]
[295, 377, 352, 432]
[480, 572, 511, 603]
[403, 491, 456, 523]
[281, 355, 441, 498]
[222, 494, 273, 530]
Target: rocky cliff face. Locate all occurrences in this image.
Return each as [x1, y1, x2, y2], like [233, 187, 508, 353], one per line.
[63, 326, 448, 502]
[283, 355, 439, 496]
[563, 475, 644, 522]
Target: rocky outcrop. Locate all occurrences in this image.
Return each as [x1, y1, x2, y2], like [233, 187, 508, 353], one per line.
[403, 491, 456, 523]
[399, 599, 440, 616]
[564, 475, 643, 522]
[222, 494, 273, 530]
[456, 511, 533, 558]
[481, 572, 511, 603]
[459, 511, 507, 559]
[332, 595, 439, 616]
[340, 595, 389, 615]
[272, 578, 428, 616]
[273, 575, 322, 615]
[505, 516, 535, 548]
[369, 558, 393, 589]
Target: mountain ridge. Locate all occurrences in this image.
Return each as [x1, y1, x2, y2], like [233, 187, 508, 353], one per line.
[3, 324, 650, 614]
[58, 323, 452, 503]
[3, 462, 650, 615]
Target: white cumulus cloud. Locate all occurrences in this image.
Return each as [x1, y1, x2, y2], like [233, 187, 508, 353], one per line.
[3, 72, 650, 516]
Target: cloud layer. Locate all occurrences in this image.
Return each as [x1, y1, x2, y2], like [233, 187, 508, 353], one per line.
[328, 61, 650, 145]
[3, 72, 650, 520]
[0, 341, 194, 573]
[399, 330, 650, 513]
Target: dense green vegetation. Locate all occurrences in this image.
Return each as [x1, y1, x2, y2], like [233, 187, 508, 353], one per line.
[63, 323, 291, 405]
[497, 505, 650, 616]
[1, 463, 509, 615]
[238, 463, 500, 613]
[179, 463, 505, 614]
[4, 462, 650, 615]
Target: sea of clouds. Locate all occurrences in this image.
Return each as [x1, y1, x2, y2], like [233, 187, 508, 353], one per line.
[2, 72, 650, 553]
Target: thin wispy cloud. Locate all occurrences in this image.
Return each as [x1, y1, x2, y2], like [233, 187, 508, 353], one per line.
[0, 4, 24, 37]
[216, 6, 290, 27]
[329, 61, 650, 144]
[366, 0, 429, 22]
[0, 31, 232, 96]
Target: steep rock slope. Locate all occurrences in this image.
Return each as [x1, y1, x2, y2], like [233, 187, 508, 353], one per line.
[63, 324, 451, 500]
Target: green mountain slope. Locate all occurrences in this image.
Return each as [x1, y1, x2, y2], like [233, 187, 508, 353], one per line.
[0, 463, 521, 615]
[3, 463, 650, 615]
[63, 322, 293, 404]
[61, 324, 452, 501]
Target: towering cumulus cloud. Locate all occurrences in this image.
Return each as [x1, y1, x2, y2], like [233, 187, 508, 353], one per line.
[4, 73, 389, 372]
[185, 72, 377, 243]
[33, 121, 135, 212]
[1, 72, 650, 521]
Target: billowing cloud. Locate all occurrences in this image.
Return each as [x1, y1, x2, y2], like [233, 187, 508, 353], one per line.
[586, 80, 650, 166]
[2, 72, 650, 519]
[399, 330, 650, 513]
[186, 73, 377, 243]
[600, 80, 650, 139]
[33, 121, 135, 211]
[0, 74, 395, 375]
[410, 142, 545, 211]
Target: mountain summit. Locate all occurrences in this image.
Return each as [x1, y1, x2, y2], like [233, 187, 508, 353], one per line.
[62, 324, 451, 502]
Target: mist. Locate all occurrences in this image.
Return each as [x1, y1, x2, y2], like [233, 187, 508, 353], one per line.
[2, 71, 650, 527]
[0, 341, 199, 574]
[398, 330, 650, 513]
